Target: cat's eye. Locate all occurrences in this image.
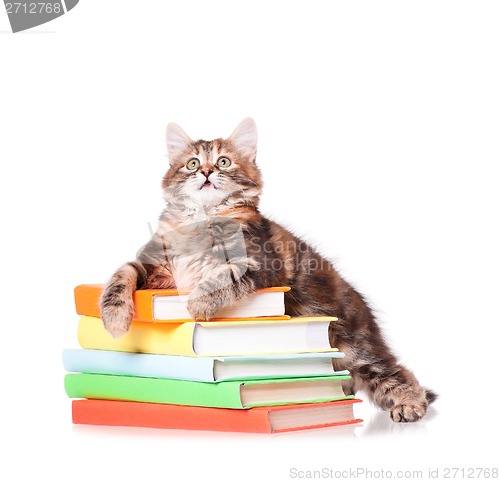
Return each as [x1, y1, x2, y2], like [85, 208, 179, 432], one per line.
[186, 158, 201, 171]
[217, 156, 232, 169]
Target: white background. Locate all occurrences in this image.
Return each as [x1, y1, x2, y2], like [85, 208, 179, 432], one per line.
[1, 1, 499, 480]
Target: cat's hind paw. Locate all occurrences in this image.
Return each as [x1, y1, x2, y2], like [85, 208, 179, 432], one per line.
[390, 402, 427, 423]
[389, 386, 437, 422]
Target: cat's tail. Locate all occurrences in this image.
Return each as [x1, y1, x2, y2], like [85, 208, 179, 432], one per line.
[424, 388, 438, 405]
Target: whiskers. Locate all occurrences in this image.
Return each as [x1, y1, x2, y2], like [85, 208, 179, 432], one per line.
[166, 176, 198, 198]
[228, 173, 261, 189]
[163, 153, 263, 216]
[215, 174, 261, 209]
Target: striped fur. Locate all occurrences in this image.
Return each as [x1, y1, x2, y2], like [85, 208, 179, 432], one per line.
[101, 118, 436, 422]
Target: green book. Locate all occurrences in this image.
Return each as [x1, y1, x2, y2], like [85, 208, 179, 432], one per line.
[64, 373, 353, 409]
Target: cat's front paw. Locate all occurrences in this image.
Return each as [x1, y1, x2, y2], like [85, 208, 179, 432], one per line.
[187, 291, 220, 321]
[100, 287, 134, 338]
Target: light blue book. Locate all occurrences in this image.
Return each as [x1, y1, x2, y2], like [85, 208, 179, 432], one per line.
[62, 349, 348, 382]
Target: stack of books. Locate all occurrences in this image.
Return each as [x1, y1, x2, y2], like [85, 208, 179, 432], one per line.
[63, 284, 362, 433]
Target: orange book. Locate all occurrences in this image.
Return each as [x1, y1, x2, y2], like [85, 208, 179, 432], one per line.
[72, 399, 362, 433]
[74, 284, 291, 322]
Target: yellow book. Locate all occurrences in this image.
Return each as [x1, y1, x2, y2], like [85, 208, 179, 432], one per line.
[77, 315, 338, 357]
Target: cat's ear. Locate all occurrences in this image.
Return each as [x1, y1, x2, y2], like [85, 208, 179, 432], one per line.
[228, 118, 258, 162]
[166, 123, 192, 160]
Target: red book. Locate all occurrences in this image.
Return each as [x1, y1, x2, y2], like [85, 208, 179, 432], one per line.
[72, 399, 362, 433]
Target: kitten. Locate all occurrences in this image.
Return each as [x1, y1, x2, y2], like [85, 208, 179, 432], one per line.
[101, 118, 436, 422]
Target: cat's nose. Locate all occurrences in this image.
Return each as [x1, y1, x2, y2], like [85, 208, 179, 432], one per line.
[201, 167, 214, 178]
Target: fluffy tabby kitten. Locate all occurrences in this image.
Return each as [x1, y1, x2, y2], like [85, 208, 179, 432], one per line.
[101, 118, 436, 422]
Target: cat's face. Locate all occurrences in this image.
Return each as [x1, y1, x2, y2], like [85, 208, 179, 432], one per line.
[162, 118, 263, 208]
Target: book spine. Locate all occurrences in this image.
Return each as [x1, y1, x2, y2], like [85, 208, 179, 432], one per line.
[77, 316, 197, 356]
[74, 285, 101, 318]
[64, 373, 245, 409]
[72, 399, 272, 433]
[75, 285, 157, 321]
[133, 290, 155, 321]
[62, 349, 216, 382]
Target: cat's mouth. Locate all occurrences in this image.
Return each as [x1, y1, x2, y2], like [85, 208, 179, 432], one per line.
[201, 180, 217, 190]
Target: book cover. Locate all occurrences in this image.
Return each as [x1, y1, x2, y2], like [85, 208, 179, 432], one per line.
[64, 373, 353, 409]
[74, 284, 291, 322]
[71, 399, 363, 433]
[62, 348, 348, 382]
[77, 315, 337, 356]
